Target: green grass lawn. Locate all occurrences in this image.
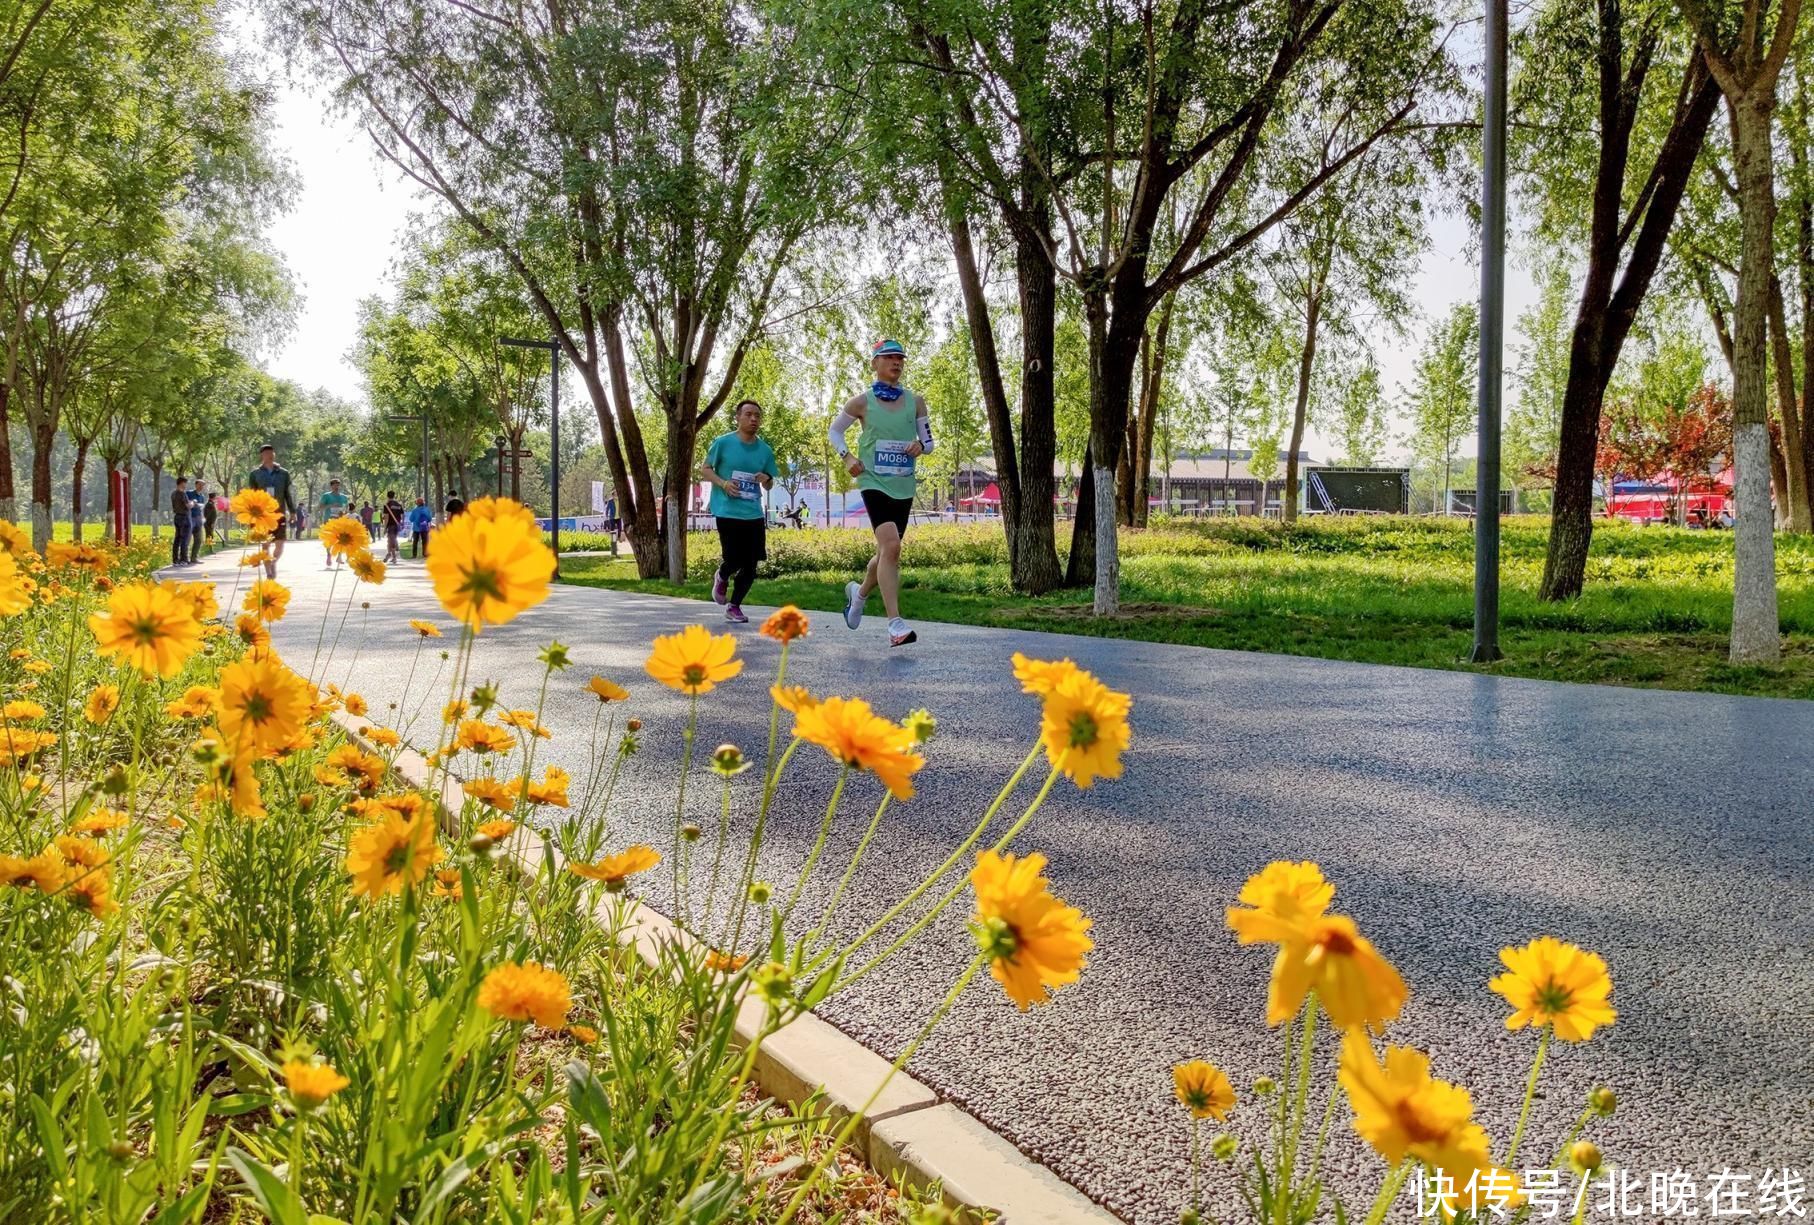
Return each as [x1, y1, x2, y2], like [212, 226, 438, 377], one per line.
[557, 515, 1814, 700]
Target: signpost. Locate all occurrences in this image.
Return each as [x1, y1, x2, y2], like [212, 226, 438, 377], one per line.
[1471, 0, 1508, 664]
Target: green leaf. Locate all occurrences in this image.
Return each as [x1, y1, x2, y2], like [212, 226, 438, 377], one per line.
[223, 1146, 305, 1225]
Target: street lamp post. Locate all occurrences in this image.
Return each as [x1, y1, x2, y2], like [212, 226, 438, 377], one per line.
[1471, 0, 1508, 663]
[500, 335, 561, 573]
[494, 435, 507, 498]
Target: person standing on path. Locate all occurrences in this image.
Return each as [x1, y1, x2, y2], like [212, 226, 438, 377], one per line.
[318, 478, 352, 569]
[829, 339, 932, 647]
[698, 398, 778, 624]
[381, 490, 404, 563]
[201, 480, 220, 546]
[444, 493, 466, 520]
[406, 496, 433, 559]
[247, 444, 298, 579]
[185, 479, 207, 563]
[359, 499, 375, 536]
[169, 476, 193, 568]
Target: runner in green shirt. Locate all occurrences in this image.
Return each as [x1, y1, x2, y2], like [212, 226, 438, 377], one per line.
[318, 478, 352, 569]
[828, 339, 932, 647]
[697, 399, 778, 624]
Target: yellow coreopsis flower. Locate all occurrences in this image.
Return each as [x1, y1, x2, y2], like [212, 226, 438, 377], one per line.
[215, 653, 313, 758]
[969, 849, 1093, 1011]
[365, 727, 400, 748]
[281, 1060, 350, 1111]
[455, 719, 515, 756]
[319, 516, 371, 558]
[759, 605, 810, 642]
[475, 817, 518, 841]
[171, 579, 219, 621]
[1488, 937, 1616, 1042]
[244, 580, 289, 623]
[524, 765, 569, 807]
[1173, 1061, 1236, 1120]
[0, 552, 31, 617]
[569, 845, 661, 890]
[771, 685, 817, 714]
[477, 960, 572, 1028]
[410, 619, 443, 638]
[2, 699, 45, 722]
[0, 519, 27, 556]
[69, 808, 129, 837]
[793, 695, 925, 800]
[89, 582, 203, 678]
[1225, 861, 1337, 946]
[645, 623, 742, 694]
[1268, 914, 1408, 1032]
[586, 675, 628, 702]
[343, 693, 369, 718]
[463, 776, 518, 811]
[230, 488, 282, 535]
[1338, 1031, 1496, 1183]
[323, 743, 387, 792]
[345, 811, 442, 899]
[348, 549, 385, 584]
[499, 709, 551, 738]
[1011, 651, 1080, 696]
[424, 497, 554, 630]
[234, 613, 270, 649]
[1038, 667, 1132, 789]
[45, 541, 109, 572]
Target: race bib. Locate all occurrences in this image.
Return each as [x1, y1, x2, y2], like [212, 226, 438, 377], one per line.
[730, 470, 761, 501]
[872, 440, 915, 477]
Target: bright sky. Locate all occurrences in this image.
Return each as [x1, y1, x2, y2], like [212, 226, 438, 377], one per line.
[234, 11, 1535, 465]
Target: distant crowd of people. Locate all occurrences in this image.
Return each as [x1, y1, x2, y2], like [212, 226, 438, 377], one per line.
[167, 442, 475, 579]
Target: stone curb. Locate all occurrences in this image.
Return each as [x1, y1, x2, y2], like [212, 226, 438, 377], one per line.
[332, 711, 1124, 1225]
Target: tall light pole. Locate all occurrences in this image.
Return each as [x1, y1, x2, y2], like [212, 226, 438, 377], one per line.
[500, 334, 561, 573]
[1471, 0, 1508, 663]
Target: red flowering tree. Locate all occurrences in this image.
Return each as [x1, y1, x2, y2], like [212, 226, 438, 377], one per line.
[1595, 384, 1732, 519]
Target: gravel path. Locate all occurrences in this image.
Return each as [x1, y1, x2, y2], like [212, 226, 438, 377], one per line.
[187, 543, 1814, 1223]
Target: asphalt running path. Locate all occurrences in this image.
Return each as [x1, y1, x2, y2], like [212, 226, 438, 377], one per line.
[176, 542, 1814, 1224]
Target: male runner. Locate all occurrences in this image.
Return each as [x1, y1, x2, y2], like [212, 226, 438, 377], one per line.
[318, 478, 351, 568]
[698, 398, 778, 624]
[247, 444, 298, 579]
[381, 490, 405, 563]
[828, 339, 932, 647]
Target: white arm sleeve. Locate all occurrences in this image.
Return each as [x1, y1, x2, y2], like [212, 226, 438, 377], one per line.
[829, 409, 857, 456]
[917, 411, 935, 453]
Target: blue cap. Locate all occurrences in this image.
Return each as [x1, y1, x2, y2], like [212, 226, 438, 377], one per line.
[871, 338, 907, 359]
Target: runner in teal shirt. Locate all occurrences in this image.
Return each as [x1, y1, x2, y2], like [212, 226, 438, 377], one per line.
[697, 400, 778, 623]
[318, 478, 352, 569]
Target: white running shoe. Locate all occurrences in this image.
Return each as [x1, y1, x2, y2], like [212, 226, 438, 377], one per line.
[888, 617, 916, 647]
[843, 581, 864, 629]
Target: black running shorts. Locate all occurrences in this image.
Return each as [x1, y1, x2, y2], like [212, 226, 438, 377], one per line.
[860, 489, 913, 539]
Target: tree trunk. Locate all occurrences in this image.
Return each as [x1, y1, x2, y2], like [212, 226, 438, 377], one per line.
[148, 463, 162, 540]
[1727, 93, 1782, 663]
[510, 424, 524, 502]
[29, 414, 52, 551]
[1284, 288, 1324, 525]
[1012, 211, 1063, 592]
[1066, 447, 1095, 588]
[1540, 40, 1721, 600]
[664, 406, 699, 582]
[0, 380, 13, 526]
[1080, 278, 1148, 615]
[70, 440, 89, 542]
[596, 315, 664, 578]
[1128, 295, 1173, 528]
[1767, 275, 1810, 529]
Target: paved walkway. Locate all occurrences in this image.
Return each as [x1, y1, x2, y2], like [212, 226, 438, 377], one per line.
[182, 543, 1814, 1224]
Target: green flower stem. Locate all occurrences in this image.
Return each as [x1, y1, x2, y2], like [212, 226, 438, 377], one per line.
[671, 693, 699, 927]
[781, 766, 849, 922]
[808, 793, 891, 950]
[700, 775, 734, 932]
[315, 574, 362, 685]
[1283, 994, 1319, 1195]
[1542, 1106, 1596, 1173]
[837, 743, 1041, 966]
[834, 766, 1059, 991]
[1190, 1116, 1203, 1214]
[676, 1016, 772, 1208]
[1274, 1005, 1295, 1207]
[776, 954, 985, 1225]
[1505, 1025, 1551, 1168]
[1360, 1162, 1410, 1225]
[1305, 1059, 1343, 1183]
[725, 739, 800, 954]
[306, 565, 340, 680]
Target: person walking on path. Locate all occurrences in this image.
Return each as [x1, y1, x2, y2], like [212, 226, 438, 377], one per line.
[359, 499, 375, 536]
[185, 479, 207, 563]
[247, 443, 298, 579]
[829, 339, 933, 647]
[698, 398, 778, 624]
[381, 490, 404, 564]
[201, 480, 220, 546]
[169, 476, 194, 568]
[406, 496, 433, 559]
[318, 478, 352, 569]
[444, 493, 466, 520]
